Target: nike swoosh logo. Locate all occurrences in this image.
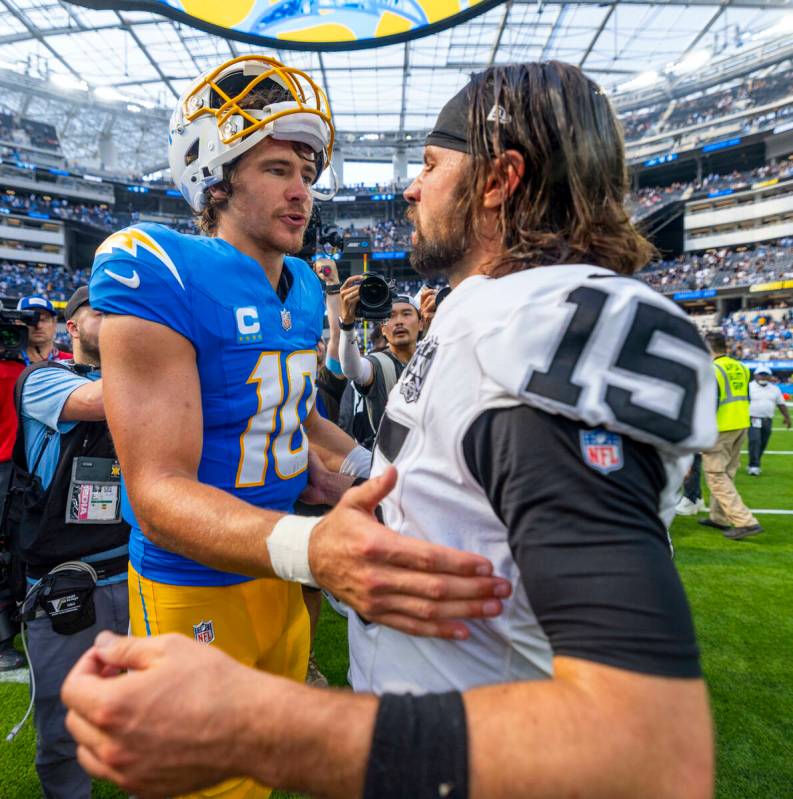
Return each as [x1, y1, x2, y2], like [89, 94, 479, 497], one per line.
[105, 269, 140, 289]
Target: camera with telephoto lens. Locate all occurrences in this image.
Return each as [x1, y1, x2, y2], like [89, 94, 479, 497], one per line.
[356, 273, 395, 321]
[0, 307, 38, 362]
[299, 206, 345, 261]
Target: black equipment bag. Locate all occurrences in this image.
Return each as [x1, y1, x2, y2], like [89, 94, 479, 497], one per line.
[1, 361, 129, 568]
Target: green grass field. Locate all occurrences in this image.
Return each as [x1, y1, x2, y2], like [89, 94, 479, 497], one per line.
[1, 410, 791, 798]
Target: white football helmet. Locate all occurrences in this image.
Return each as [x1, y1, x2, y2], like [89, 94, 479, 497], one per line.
[168, 55, 335, 211]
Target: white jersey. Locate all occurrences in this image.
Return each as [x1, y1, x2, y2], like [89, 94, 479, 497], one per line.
[349, 264, 717, 695]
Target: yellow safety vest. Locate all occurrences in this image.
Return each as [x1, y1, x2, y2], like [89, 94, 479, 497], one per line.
[713, 356, 750, 432]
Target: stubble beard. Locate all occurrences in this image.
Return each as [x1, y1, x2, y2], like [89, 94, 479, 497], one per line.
[408, 195, 470, 280]
[78, 333, 101, 366]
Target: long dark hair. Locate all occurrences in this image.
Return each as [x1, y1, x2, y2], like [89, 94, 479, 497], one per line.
[462, 62, 655, 277]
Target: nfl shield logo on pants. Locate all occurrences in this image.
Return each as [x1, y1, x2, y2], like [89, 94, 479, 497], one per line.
[193, 620, 215, 644]
[579, 429, 624, 475]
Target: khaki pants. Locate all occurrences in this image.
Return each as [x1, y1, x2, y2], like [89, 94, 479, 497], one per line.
[702, 428, 758, 528]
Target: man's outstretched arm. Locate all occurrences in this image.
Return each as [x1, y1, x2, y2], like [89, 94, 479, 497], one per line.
[62, 400, 714, 799]
[100, 314, 510, 638]
[62, 634, 712, 799]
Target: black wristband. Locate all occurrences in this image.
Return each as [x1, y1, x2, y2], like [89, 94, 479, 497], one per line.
[325, 283, 341, 295]
[339, 317, 356, 331]
[363, 692, 469, 799]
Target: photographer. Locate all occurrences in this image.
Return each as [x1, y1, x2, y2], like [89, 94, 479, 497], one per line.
[17, 296, 72, 365]
[1, 296, 69, 671]
[8, 286, 128, 799]
[312, 257, 348, 425]
[338, 276, 423, 441]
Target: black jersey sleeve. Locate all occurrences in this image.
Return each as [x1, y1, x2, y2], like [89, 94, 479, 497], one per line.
[462, 405, 701, 678]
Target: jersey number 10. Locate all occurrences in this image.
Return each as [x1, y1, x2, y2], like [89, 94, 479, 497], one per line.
[236, 350, 316, 488]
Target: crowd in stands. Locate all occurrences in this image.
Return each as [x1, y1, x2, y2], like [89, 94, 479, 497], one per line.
[0, 190, 116, 228]
[627, 183, 687, 219]
[0, 260, 88, 301]
[723, 305, 793, 359]
[627, 159, 793, 219]
[0, 112, 61, 152]
[695, 161, 793, 194]
[620, 67, 793, 141]
[640, 239, 793, 293]
[343, 219, 412, 251]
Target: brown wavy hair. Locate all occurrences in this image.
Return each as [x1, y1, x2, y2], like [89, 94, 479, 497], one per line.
[462, 62, 655, 277]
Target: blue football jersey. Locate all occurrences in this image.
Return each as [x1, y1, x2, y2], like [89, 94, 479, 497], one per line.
[90, 223, 325, 586]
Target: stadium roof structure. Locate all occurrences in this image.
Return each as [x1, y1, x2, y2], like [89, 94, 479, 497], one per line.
[0, 0, 791, 175]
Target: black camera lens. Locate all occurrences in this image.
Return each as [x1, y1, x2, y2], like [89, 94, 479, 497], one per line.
[360, 276, 389, 306]
[357, 273, 393, 321]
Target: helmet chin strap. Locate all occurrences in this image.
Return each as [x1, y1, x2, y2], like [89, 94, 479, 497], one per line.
[311, 164, 339, 202]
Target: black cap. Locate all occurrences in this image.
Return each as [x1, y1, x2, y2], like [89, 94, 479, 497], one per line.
[65, 286, 90, 321]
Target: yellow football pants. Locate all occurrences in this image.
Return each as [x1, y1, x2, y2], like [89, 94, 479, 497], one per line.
[128, 563, 311, 799]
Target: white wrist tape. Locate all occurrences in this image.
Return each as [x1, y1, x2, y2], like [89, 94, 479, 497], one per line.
[339, 444, 372, 479]
[267, 516, 321, 587]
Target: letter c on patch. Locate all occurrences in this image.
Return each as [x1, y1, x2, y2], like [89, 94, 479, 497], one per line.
[236, 307, 260, 336]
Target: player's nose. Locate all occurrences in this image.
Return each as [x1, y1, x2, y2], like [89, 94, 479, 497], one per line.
[285, 175, 311, 204]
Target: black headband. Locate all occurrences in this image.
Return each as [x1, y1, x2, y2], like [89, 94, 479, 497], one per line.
[425, 80, 512, 155]
[425, 84, 471, 154]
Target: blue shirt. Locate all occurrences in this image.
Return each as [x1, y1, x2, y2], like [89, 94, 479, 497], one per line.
[20, 365, 100, 490]
[89, 224, 325, 587]
[20, 363, 126, 586]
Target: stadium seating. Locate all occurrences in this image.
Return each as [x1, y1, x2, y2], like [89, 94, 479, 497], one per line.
[639, 240, 793, 293]
[723, 305, 793, 359]
[0, 190, 116, 228]
[621, 67, 793, 143]
[0, 259, 88, 300]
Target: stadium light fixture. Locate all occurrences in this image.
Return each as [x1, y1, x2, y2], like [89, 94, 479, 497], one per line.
[775, 14, 793, 34]
[95, 86, 127, 102]
[50, 73, 88, 92]
[754, 13, 793, 39]
[617, 71, 659, 93]
[0, 59, 23, 73]
[669, 50, 711, 76]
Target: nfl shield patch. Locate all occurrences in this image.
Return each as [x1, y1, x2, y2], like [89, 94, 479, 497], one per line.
[579, 429, 624, 475]
[280, 308, 292, 332]
[193, 620, 215, 644]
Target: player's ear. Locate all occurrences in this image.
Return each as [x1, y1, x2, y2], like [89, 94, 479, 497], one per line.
[482, 150, 525, 209]
[207, 181, 231, 201]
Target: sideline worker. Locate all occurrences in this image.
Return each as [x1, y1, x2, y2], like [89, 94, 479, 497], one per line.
[700, 332, 761, 540]
[7, 286, 129, 798]
[747, 365, 791, 475]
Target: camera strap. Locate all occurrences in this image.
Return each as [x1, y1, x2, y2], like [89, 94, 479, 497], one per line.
[365, 352, 401, 434]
